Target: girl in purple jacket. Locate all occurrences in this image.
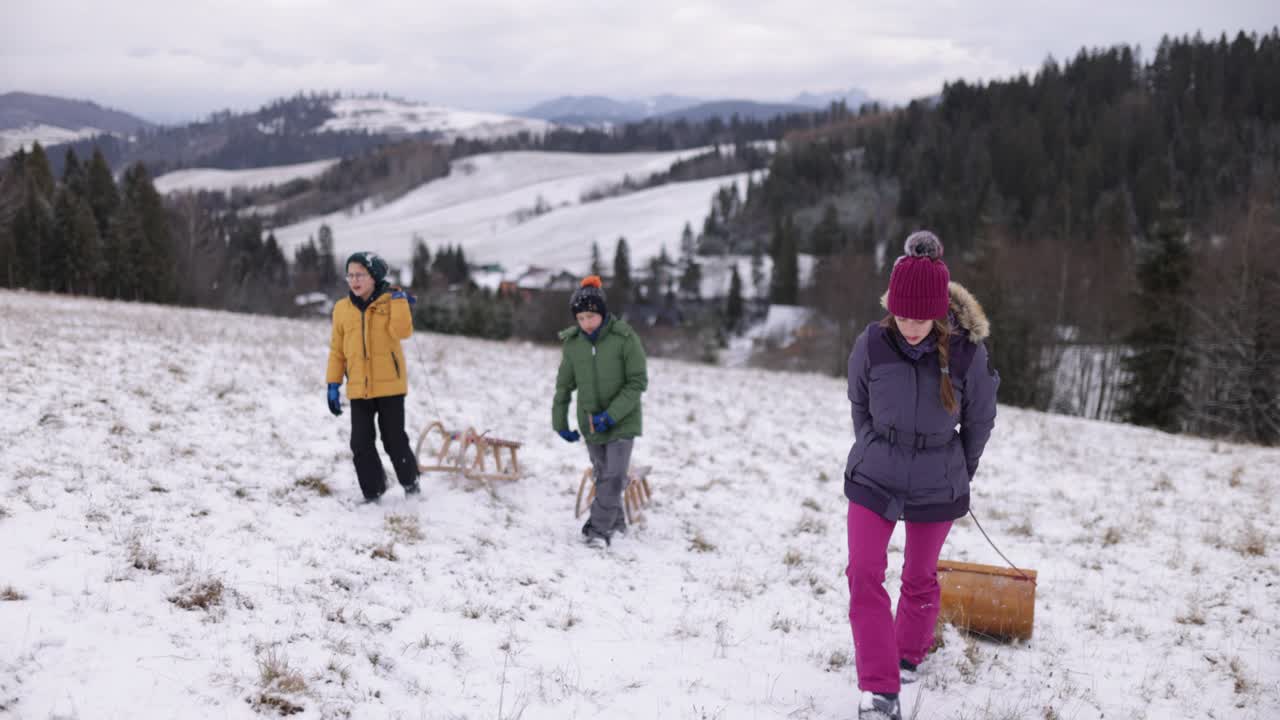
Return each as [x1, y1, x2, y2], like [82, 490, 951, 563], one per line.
[844, 231, 999, 720]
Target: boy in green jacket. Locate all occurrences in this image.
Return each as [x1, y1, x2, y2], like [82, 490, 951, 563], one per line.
[552, 275, 649, 547]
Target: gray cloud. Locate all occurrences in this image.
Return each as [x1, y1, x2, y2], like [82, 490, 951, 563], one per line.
[1, 0, 1275, 123]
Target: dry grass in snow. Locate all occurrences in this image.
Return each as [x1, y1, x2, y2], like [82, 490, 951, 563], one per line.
[0, 289, 1277, 719]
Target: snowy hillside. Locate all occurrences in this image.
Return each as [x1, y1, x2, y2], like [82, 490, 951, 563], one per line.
[154, 158, 341, 195]
[0, 124, 104, 156]
[317, 97, 554, 141]
[1, 290, 1276, 719]
[272, 149, 750, 274]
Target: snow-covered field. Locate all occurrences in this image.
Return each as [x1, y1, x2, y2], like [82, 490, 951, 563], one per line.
[317, 98, 553, 141]
[1, 290, 1277, 720]
[0, 124, 105, 156]
[154, 159, 341, 196]
[272, 149, 751, 275]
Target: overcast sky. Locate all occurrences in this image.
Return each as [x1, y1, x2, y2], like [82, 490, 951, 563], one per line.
[3, 1, 1275, 124]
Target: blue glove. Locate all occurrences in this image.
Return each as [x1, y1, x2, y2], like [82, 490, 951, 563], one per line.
[391, 289, 417, 307]
[327, 383, 342, 416]
[558, 429, 580, 443]
[590, 411, 614, 433]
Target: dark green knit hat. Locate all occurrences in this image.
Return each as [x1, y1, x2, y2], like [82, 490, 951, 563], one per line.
[346, 251, 388, 283]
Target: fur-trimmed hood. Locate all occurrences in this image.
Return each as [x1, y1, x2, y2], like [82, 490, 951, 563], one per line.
[880, 281, 990, 342]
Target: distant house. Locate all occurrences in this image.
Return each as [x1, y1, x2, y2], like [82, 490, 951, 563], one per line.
[512, 266, 578, 292]
[293, 291, 333, 316]
[624, 302, 684, 328]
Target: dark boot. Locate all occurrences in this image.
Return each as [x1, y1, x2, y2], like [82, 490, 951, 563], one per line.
[581, 522, 611, 548]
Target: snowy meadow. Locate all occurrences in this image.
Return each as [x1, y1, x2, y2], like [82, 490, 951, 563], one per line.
[0, 289, 1277, 719]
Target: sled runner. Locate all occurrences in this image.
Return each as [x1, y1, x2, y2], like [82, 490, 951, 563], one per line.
[574, 465, 653, 526]
[415, 420, 522, 485]
[936, 559, 1037, 641]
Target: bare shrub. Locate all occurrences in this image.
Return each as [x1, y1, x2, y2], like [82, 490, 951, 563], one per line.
[257, 647, 307, 693]
[793, 514, 826, 535]
[1228, 656, 1252, 694]
[294, 475, 332, 497]
[250, 693, 304, 716]
[127, 534, 161, 572]
[689, 532, 717, 553]
[385, 514, 423, 543]
[370, 543, 398, 561]
[1175, 596, 1206, 626]
[1228, 466, 1244, 488]
[1233, 524, 1266, 557]
[1, 586, 26, 601]
[1007, 518, 1035, 537]
[825, 650, 851, 671]
[169, 578, 225, 612]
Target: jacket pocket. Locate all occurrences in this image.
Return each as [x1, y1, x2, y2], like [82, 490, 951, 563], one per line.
[391, 351, 401, 378]
[371, 353, 397, 381]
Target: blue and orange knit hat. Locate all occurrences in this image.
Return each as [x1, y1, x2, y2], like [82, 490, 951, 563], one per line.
[569, 275, 608, 317]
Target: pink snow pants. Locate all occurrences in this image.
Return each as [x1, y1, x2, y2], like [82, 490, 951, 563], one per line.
[845, 502, 952, 694]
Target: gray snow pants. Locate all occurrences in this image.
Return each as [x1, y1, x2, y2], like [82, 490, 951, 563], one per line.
[585, 439, 634, 535]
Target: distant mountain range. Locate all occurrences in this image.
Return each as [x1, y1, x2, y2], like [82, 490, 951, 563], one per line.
[518, 87, 873, 125]
[3, 93, 552, 175]
[0, 91, 156, 155]
[2, 87, 874, 173]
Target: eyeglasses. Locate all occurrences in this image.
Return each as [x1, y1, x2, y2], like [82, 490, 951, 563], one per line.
[345, 273, 370, 282]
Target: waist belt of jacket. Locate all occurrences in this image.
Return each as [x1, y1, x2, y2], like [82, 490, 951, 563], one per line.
[874, 423, 957, 450]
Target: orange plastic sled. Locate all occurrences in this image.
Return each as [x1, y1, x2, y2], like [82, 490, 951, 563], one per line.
[936, 559, 1037, 641]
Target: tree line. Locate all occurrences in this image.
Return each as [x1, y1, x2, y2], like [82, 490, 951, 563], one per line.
[700, 30, 1280, 444]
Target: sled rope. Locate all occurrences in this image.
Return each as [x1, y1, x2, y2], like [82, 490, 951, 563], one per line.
[967, 509, 1036, 584]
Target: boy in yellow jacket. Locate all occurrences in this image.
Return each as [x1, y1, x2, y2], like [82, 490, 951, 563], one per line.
[326, 251, 420, 502]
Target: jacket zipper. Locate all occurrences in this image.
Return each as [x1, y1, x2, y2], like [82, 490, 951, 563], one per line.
[591, 342, 603, 433]
[907, 362, 918, 494]
[361, 302, 370, 394]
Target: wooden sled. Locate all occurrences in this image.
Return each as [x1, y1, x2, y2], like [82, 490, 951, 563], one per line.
[575, 465, 653, 526]
[936, 559, 1038, 641]
[415, 420, 522, 486]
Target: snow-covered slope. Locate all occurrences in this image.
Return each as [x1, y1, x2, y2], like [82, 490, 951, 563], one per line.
[153, 158, 341, 195]
[318, 97, 554, 141]
[0, 124, 104, 156]
[272, 148, 746, 273]
[1, 290, 1276, 719]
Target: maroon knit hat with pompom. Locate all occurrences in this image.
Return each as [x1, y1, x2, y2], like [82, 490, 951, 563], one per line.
[887, 231, 950, 320]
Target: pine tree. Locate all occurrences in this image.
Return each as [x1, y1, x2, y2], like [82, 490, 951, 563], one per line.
[1121, 200, 1193, 431]
[49, 189, 78, 293]
[612, 236, 632, 312]
[590, 241, 603, 277]
[770, 215, 799, 304]
[24, 142, 55, 200]
[750, 237, 765, 300]
[809, 203, 843, 255]
[61, 148, 87, 199]
[313, 223, 337, 287]
[293, 237, 321, 291]
[86, 148, 119, 240]
[410, 236, 431, 291]
[454, 245, 471, 284]
[102, 201, 143, 300]
[12, 179, 54, 291]
[678, 222, 702, 299]
[726, 265, 744, 330]
[120, 164, 175, 303]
